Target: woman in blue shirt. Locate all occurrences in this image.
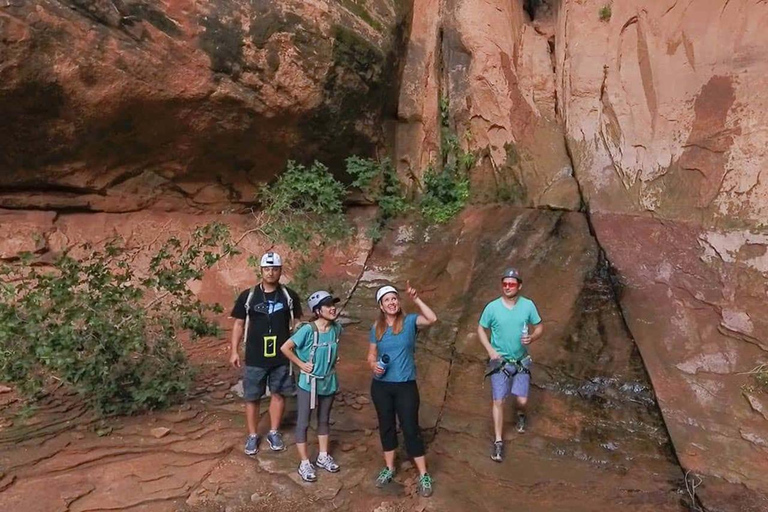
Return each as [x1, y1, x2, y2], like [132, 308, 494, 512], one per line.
[366, 281, 437, 497]
[281, 290, 342, 483]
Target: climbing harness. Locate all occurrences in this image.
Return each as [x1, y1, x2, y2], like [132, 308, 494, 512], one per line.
[483, 355, 532, 385]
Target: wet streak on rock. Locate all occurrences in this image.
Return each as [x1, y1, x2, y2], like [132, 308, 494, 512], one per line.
[673, 75, 738, 209]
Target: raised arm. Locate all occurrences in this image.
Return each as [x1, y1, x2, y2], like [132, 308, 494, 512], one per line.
[405, 280, 437, 327]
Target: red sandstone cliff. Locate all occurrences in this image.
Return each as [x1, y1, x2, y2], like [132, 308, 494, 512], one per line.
[395, 0, 768, 507]
[1, 0, 767, 509]
[0, 0, 407, 212]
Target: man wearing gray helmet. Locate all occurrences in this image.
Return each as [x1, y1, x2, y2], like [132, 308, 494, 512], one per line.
[477, 268, 543, 463]
[281, 290, 343, 483]
[230, 252, 302, 457]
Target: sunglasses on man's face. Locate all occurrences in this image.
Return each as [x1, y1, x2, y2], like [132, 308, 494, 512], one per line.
[502, 281, 519, 289]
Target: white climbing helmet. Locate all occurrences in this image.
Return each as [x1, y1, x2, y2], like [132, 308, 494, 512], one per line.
[260, 251, 282, 267]
[307, 290, 340, 311]
[375, 285, 398, 304]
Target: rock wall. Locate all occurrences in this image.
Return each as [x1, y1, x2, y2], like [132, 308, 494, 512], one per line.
[2, 0, 768, 509]
[0, 0, 409, 212]
[395, 0, 581, 209]
[394, 0, 768, 507]
[554, 0, 768, 506]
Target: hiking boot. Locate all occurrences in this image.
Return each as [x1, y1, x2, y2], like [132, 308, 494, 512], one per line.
[298, 460, 317, 482]
[375, 467, 395, 488]
[244, 434, 259, 456]
[316, 454, 340, 473]
[417, 473, 434, 497]
[516, 413, 527, 434]
[266, 430, 285, 451]
[491, 440, 503, 462]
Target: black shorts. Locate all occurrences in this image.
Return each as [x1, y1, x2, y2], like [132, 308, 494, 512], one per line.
[243, 364, 295, 401]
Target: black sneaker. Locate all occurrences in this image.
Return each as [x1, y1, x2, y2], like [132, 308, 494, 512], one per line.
[491, 440, 503, 462]
[516, 413, 527, 434]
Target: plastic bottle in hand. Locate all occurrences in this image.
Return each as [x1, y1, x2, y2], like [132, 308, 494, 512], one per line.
[376, 354, 390, 378]
[522, 324, 529, 341]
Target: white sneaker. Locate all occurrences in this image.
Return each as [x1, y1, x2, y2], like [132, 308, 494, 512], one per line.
[316, 454, 340, 473]
[298, 460, 317, 482]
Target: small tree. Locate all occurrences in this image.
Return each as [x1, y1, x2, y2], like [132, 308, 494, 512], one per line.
[0, 223, 237, 416]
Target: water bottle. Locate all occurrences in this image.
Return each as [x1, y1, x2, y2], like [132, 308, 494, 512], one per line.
[521, 324, 529, 341]
[376, 354, 390, 377]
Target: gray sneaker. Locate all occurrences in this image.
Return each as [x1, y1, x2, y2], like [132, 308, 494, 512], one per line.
[316, 454, 340, 473]
[375, 467, 395, 488]
[298, 461, 317, 482]
[244, 434, 259, 456]
[417, 473, 434, 497]
[491, 440, 503, 462]
[266, 430, 285, 451]
[516, 413, 527, 434]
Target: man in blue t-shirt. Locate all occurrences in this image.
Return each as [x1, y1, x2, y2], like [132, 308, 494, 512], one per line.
[477, 268, 543, 462]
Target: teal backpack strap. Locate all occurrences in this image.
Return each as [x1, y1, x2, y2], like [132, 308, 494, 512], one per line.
[307, 321, 320, 410]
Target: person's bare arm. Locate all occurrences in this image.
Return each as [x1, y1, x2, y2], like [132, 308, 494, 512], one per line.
[477, 324, 501, 360]
[522, 323, 544, 345]
[230, 319, 244, 368]
[367, 342, 384, 376]
[280, 339, 313, 373]
[406, 280, 437, 326]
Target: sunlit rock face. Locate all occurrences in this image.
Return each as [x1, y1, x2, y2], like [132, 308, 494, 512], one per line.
[552, 1, 768, 504]
[394, 0, 768, 507]
[0, 0, 409, 212]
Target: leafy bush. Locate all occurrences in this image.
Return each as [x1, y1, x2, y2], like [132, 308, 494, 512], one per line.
[259, 160, 350, 250]
[419, 97, 476, 224]
[347, 155, 409, 223]
[599, 5, 611, 21]
[0, 223, 236, 416]
[420, 165, 471, 224]
[291, 260, 320, 298]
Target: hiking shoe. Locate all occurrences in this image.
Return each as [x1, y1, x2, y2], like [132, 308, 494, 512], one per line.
[244, 434, 259, 456]
[375, 467, 395, 488]
[491, 440, 503, 462]
[266, 430, 285, 451]
[516, 414, 527, 434]
[417, 473, 434, 497]
[298, 461, 317, 482]
[316, 454, 340, 473]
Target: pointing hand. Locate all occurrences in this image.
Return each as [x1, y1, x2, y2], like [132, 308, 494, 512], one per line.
[406, 280, 419, 301]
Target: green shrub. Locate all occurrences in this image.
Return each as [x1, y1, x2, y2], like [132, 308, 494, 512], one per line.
[419, 96, 476, 224]
[291, 260, 320, 298]
[599, 5, 611, 21]
[0, 223, 236, 416]
[420, 165, 471, 224]
[751, 364, 768, 391]
[258, 160, 350, 250]
[346, 156, 409, 221]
